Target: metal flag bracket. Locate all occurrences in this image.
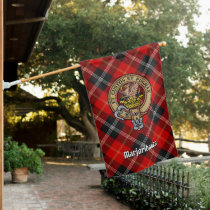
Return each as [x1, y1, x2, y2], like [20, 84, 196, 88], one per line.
[3, 80, 21, 90]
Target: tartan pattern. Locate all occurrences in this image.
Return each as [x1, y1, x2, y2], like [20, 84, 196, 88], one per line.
[80, 43, 178, 177]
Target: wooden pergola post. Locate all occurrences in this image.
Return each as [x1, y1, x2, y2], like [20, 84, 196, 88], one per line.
[0, 0, 3, 208]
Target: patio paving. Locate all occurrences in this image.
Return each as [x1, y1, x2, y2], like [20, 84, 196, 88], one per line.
[4, 159, 130, 210]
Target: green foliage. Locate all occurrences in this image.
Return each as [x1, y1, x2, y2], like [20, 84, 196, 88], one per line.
[169, 160, 210, 208]
[4, 137, 45, 175]
[103, 176, 186, 209]
[103, 162, 210, 209]
[20, 0, 209, 137]
[187, 164, 210, 209]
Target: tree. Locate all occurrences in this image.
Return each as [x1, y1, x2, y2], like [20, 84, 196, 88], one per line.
[14, 0, 209, 140]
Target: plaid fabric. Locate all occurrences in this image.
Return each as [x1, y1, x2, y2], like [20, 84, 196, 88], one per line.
[80, 43, 178, 177]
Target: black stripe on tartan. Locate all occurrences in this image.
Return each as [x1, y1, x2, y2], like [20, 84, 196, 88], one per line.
[155, 148, 175, 163]
[170, 131, 174, 137]
[132, 133, 152, 156]
[113, 51, 126, 61]
[138, 55, 157, 76]
[116, 165, 133, 175]
[149, 102, 165, 124]
[100, 116, 124, 139]
[89, 68, 112, 90]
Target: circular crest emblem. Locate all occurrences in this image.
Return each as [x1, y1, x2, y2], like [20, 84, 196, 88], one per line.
[108, 74, 152, 130]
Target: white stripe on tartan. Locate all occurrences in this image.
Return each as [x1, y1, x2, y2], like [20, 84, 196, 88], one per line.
[82, 66, 111, 87]
[105, 119, 119, 138]
[105, 162, 118, 175]
[150, 107, 170, 125]
[97, 116, 145, 147]
[126, 47, 158, 64]
[142, 49, 175, 161]
[139, 60, 156, 73]
[146, 48, 163, 79]
[144, 95, 165, 159]
[99, 117, 136, 145]
[99, 91, 171, 170]
[125, 53, 142, 66]
[97, 98, 170, 166]
[126, 47, 163, 80]
[124, 153, 139, 175]
[87, 57, 115, 98]
[89, 47, 174, 172]
[97, 115, 159, 174]
[149, 77, 170, 126]
[153, 66, 163, 79]
[122, 95, 166, 166]
[156, 105, 171, 126]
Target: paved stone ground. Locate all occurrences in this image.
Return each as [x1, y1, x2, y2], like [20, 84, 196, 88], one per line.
[4, 159, 130, 210]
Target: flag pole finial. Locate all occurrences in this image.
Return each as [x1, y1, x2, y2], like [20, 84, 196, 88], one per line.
[158, 41, 167, 47]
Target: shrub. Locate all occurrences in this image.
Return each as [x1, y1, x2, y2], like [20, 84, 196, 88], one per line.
[103, 161, 210, 209]
[4, 137, 45, 175]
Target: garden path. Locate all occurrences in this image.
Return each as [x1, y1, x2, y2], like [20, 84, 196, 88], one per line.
[4, 159, 130, 210]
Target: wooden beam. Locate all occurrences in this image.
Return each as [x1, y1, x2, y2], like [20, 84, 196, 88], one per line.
[5, 17, 47, 25]
[159, 156, 210, 164]
[175, 138, 208, 144]
[177, 148, 210, 156]
[0, 0, 3, 208]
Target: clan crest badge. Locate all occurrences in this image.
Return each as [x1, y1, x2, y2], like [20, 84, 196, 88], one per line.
[108, 74, 152, 130]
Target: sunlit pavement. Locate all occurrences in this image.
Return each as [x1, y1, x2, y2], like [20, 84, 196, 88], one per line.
[4, 158, 130, 210]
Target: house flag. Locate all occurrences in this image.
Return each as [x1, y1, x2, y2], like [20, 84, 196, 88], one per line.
[80, 43, 178, 177]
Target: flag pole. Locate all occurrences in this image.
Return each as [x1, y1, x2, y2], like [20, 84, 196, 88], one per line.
[21, 64, 81, 83]
[3, 41, 167, 89]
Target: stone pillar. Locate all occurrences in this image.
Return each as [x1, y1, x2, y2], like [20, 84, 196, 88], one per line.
[93, 143, 101, 158]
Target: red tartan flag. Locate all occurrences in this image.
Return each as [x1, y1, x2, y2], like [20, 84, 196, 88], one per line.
[80, 43, 178, 177]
